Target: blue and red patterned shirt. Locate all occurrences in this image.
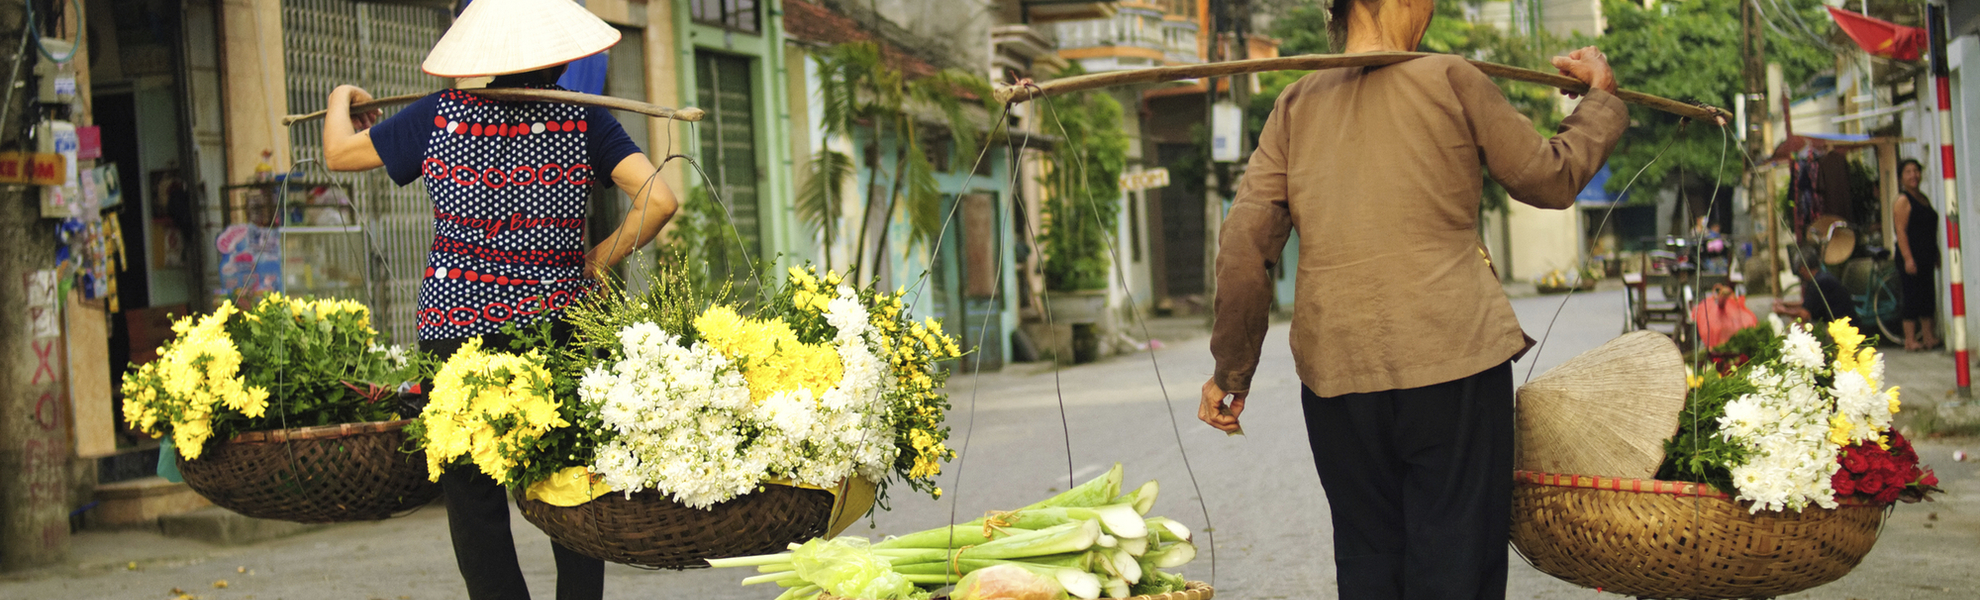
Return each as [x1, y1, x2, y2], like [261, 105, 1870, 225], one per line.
[370, 86, 641, 340]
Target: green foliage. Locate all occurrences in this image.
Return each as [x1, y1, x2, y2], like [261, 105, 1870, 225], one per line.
[810, 42, 997, 280]
[1587, 0, 1834, 193]
[1711, 323, 1781, 363]
[661, 185, 768, 302]
[1040, 78, 1130, 292]
[227, 298, 433, 429]
[797, 149, 857, 272]
[1656, 368, 1753, 494]
[1268, 1, 1332, 56]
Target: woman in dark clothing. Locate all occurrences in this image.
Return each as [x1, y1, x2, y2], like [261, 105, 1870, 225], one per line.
[319, 0, 679, 597]
[1893, 158, 1941, 350]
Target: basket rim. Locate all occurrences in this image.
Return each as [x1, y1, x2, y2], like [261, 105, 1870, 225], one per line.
[1514, 470, 1889, 508]
[224, 419, 413, 445]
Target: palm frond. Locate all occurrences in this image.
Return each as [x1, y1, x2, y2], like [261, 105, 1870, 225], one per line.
[797, 148, 856, 269]
[903, 143, 943, 253]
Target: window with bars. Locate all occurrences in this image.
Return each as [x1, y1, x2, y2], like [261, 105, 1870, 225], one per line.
[694, 50, 765, 293]
[282, 0, 448, 344]
[691, 0, 760, 33]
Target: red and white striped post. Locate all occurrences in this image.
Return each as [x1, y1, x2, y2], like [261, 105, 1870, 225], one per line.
[1929, 3, 1971, 398]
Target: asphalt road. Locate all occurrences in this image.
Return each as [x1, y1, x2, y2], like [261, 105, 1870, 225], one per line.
[3, 289, 1974, 599]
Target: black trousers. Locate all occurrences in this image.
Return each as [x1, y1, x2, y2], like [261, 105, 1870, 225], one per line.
[423, 323, 603, 600]
[1300, 361, 1515, 600]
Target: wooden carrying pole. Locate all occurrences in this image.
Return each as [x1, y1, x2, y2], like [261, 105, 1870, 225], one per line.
[282, 88, 706, 126]
[996, 52, 1731, 123]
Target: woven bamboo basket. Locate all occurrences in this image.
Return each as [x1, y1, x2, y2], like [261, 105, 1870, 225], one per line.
[819, 580, 1215, 600]
[176, 419, 441, 523]
[516, 483, 836, 568]
[1510, 471, 1887, 599]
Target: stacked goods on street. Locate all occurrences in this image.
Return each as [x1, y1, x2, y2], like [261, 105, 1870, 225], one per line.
[709, 465, 1204, 600]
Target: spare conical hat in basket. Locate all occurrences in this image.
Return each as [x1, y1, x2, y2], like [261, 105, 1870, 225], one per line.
[1516, 331, 1687, 478]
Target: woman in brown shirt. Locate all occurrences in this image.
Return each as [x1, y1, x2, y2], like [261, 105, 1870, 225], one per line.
[1196, 0, 1627, 597]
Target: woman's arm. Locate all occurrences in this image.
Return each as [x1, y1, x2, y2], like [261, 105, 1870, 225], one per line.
[1893, 192, 1916, 274]
[1464, 48, 1627, 209]
[323, 85, 384, 171]
[586, 153, 681, 279]
[1202, 85, 1295, 433]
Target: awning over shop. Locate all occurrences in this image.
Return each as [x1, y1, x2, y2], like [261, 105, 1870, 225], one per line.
[1575, 165, 1630, 206]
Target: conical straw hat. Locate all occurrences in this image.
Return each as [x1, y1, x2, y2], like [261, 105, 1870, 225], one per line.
[1515, 331, 1687, 478]
[423, 0, 621, 78]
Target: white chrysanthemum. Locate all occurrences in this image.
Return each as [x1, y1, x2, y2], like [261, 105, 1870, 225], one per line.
[1767, 313, 1787, 335]
[1782, 327, 1824, 370]
[824, 291, 869, 342]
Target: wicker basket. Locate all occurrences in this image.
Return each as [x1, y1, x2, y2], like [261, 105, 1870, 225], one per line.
[820, 580, 1215, 600]
[1510, 471, 1887, 599]
[176, 419, 441, 523]
[516, 483, 835, 568]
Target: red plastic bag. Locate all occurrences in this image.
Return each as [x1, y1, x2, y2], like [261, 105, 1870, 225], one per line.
[1695, 292, 1758, 350]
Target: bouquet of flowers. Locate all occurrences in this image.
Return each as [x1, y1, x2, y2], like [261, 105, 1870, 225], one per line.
[1660, 316, 1939, 512]
[121, 293, 431, 460]
[415, 262, 962, 509]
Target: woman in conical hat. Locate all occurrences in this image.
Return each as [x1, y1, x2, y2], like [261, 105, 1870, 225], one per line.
[1197, 0, 1623, 598]
[320, 0, 673, 597]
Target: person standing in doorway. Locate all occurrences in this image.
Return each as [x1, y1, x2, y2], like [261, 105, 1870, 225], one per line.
[1196, 0, 1627, 597]
[318, 0, 680, 597]
[1893, 158, 1941, 351]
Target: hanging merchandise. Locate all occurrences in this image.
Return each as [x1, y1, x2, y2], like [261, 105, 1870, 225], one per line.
[38, 120, 79, 218]
[215, 223, 283, 301]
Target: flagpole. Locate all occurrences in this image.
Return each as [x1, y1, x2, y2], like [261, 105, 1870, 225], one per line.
[1927, 3, 1971, 398]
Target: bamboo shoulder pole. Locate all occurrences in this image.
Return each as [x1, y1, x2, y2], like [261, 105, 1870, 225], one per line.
[995, 52, 1731, 123]
[281, 88, 706, 126]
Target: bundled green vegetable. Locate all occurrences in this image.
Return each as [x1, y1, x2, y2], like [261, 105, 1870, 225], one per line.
[709, 464, 1197, 600]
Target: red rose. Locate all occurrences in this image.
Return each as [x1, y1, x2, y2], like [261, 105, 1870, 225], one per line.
[1842, 450, 1871, 474]
[1831, 470, 1857, 496]
[1857, 471, 1889, 495]
[1920, 470, 1939, 488]
[1875, 484, 1903, 504]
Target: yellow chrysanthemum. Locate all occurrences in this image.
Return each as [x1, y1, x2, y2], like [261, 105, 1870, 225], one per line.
[695, 306, 843, 404]
[1828, 414, 1856, 446]
[418, 338, 565, 485]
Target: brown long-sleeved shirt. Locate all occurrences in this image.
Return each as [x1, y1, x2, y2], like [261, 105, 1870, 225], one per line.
[1210, 54, 1628, 398]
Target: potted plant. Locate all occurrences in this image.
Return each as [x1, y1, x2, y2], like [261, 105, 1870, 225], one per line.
[1036, 83, 1128, 363]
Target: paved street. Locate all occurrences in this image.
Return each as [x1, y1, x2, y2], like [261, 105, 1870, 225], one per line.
[2, 289, 1975, 599]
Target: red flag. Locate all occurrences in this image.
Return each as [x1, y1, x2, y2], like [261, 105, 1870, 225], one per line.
[1828, 6, 1926, 62]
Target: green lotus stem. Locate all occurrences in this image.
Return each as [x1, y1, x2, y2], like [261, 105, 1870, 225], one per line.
[874, 524, 1036, 549]
[1147, 517, 1191, 543]
[1145, 540, 1196, 569]
[1021, 464, 1122, 510]
[1113, 479, 1159, 515]
[741, 572, 803, 586]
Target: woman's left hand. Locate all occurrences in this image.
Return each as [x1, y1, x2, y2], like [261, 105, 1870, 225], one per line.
[1906, 257, 1919, 275]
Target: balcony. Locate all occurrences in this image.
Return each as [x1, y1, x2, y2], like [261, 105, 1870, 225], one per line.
[1020, 0, 1120, 23]
[993, 24, 1071, 73]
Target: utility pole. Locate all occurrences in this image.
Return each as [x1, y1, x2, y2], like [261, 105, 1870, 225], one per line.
[1741, 0, 1775, 296]
[1926, 3, 1971, 398]
[0, 0, 73, 570]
